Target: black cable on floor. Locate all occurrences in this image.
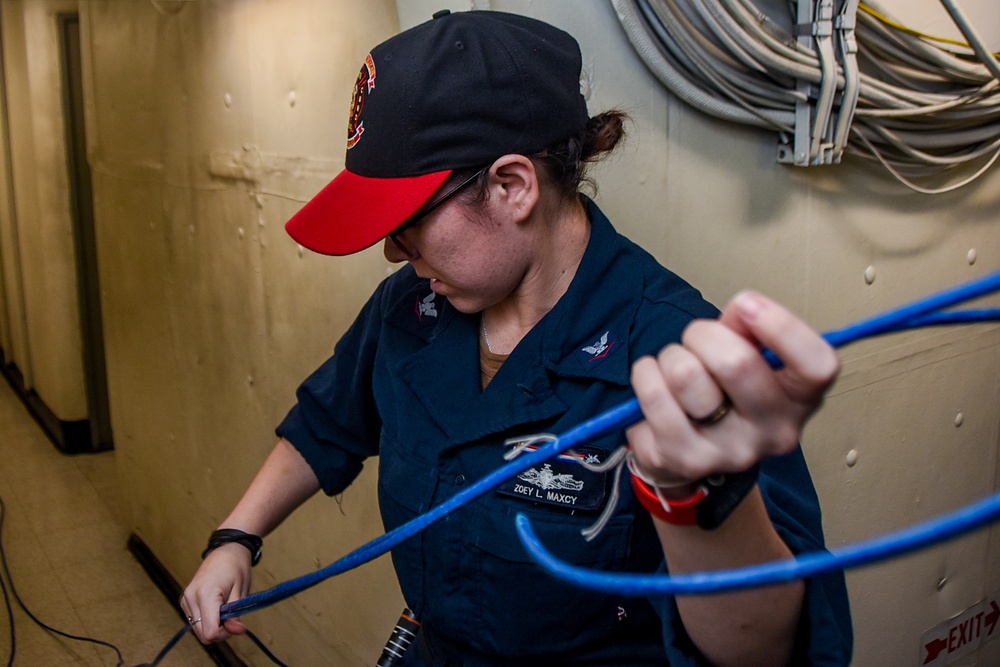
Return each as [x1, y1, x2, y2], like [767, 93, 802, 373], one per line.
[128, 533, 287, 667]
[1, 545, 14, 667]
[141, 624, 290, 667]
[244, 628, 289, 667]
[0, 495, 125, 666]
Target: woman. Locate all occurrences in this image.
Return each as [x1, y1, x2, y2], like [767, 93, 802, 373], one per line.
[182, 10, 852, 665]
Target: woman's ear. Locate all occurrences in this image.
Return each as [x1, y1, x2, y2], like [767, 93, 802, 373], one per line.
[487, 154, 539, 222]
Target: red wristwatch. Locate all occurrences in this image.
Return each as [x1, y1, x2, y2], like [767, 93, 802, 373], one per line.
[630, 474, 707, 526]
[629, 464, 760, 530]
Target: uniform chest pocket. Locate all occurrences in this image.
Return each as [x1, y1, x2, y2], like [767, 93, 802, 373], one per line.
[376, 436, 440, 615]
[473, 503, 631, 564]
[466, 504, 635, 655]
[377, 436, 438, 518]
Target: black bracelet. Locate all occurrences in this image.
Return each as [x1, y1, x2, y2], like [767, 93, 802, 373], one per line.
[202, 528, 263, 566]
[696, 464, 760, 530]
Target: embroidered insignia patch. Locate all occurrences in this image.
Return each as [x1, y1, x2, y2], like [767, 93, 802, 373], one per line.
[347, 53, 376, 150]
[573, 328, 622, 370]
[415, 292, 438, 321]
[497, 444, 608, 511]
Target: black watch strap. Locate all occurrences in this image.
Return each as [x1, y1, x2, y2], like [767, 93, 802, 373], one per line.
[696, 464, 760, 530]
[202, 529, 263, 566]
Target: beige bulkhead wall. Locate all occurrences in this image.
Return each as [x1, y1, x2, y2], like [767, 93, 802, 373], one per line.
[0, 0, 85, 414]
[78, 1, 405, 664]
[0, 6, 26, 370]
[0, 0, 996, 664]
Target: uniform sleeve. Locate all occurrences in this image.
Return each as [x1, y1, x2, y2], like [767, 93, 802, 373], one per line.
[275, 282, 387, 496]
[653, 448, 854, 666]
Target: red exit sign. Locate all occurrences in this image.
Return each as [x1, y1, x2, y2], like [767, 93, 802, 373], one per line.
[921, 593, 1000, 666]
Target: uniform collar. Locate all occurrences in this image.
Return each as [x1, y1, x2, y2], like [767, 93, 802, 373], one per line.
[385, 198, 641, 445]
[538, 197, 641, 386]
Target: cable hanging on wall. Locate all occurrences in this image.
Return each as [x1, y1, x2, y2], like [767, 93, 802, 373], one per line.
[611, 0, 1000, 193]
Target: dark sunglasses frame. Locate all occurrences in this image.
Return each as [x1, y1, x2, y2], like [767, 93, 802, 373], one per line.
[388, 166, 488, 258]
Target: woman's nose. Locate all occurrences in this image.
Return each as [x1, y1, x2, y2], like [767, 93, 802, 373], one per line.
[383, 235, 415, 263]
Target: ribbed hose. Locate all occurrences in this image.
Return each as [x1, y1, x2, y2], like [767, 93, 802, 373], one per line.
[612, 0, 793, 127]
[610, 0, 1000, 191]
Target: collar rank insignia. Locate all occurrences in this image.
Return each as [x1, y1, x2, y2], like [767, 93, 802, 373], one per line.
[574, 328, 621, 370]
[497, 444, 609, 511]
[415, 292, 438, 321]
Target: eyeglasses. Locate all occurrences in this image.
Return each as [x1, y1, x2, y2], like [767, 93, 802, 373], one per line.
[388, 166, 487, 259]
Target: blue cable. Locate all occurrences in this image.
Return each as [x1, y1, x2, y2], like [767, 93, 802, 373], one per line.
[221, 396, 641, 618]
[765, 268, 1000, 367]
[219, 269, 1000, 618]
[906, 309, 1000, 327]
[516, 488, 1000, 596]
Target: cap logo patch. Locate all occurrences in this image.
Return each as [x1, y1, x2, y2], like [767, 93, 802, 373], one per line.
[347, 54, 377, 150]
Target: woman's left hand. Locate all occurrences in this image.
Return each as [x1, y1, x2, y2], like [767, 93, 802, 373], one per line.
[627, 291, 840, 486]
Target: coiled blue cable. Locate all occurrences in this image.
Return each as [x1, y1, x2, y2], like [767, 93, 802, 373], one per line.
[220, 269, 1000, 618]
[221, 395, 642, 618]
[517, 487, 1000, 596]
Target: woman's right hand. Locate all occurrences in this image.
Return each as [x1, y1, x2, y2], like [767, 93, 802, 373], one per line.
[178, 438, 323, 642]
[180, 543, 253, 643]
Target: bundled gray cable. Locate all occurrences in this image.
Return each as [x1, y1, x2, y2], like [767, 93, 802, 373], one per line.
[612, 0, 1000, 193]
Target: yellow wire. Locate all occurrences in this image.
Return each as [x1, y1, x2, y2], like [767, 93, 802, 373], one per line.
[859, 2, 1000, 58]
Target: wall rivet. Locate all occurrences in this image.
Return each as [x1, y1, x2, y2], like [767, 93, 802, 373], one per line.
[224, 92, 233, 108]
[288, 90, 296, 107]
[238, 227, 244, 240]
[967, 248, 977, 265]
[937, 577, 948, 590]
[864, 266, 876, 285]
[954, 412, 964, 427]
[846, 449, 859, 467]
[297, 245, 305, 258]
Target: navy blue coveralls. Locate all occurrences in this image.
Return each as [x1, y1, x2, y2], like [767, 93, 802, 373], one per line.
[277, 199, 853, 665]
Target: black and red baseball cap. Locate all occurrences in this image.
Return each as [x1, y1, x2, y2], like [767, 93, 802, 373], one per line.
[285, 10, 591, 256]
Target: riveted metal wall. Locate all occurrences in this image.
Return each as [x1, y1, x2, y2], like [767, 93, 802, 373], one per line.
[81, 2, 404, 664]
[0, 0, 996, 664]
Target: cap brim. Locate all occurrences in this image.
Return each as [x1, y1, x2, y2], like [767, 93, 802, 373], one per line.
[285, 168, 453, 256]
